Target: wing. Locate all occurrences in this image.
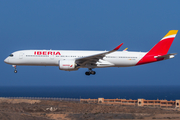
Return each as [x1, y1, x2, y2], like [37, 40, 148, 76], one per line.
[75, 43, 123, 67]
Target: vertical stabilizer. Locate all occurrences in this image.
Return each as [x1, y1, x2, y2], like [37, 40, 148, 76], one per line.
[147, 30, 178, 56]
[136, 30, 178, 65]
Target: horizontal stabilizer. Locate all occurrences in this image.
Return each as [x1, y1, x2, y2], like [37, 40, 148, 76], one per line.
[155, 53, 177, 60]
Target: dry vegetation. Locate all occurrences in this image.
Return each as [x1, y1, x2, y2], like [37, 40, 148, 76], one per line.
[0, 98, 180, 120]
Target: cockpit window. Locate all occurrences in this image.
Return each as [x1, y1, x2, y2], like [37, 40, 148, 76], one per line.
[9, 54, 14, 57]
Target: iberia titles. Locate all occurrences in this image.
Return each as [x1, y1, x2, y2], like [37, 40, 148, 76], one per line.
[34, 51, 61, 55]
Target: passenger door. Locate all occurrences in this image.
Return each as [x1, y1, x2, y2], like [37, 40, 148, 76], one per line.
[19, 52, 24, 59]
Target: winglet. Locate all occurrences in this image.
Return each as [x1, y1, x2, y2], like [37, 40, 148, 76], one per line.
[114, 43, 123, 50]
[123, 48, 128, 51]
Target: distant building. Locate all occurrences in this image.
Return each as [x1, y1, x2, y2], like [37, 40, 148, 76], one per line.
[81, 98, 180, 108]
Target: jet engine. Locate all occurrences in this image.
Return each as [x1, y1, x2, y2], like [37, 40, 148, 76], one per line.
[59, 60, 78, 71]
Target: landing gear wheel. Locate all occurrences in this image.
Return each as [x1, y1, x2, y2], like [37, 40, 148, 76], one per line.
[85, 72, 90, 76]
[85, 68, 96, 76]
[91, 71, 96, 75]
[14, 70, 17, 73]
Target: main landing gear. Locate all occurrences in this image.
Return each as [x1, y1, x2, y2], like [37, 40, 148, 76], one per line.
[13, 65, 17, 73]
[85, 68, 96, 76]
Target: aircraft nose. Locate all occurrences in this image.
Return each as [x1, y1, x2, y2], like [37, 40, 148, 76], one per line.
[4, 57, 9, 63]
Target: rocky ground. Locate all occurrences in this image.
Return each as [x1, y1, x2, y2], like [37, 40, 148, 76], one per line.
[0, 98, 180, 120]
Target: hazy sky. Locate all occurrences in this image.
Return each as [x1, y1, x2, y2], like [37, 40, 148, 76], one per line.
[1, 0, 180, 86]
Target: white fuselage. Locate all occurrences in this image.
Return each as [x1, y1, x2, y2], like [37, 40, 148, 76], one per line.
[4, 50, 146, 68]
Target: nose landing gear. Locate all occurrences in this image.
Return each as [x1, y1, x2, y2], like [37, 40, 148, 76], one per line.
[13, 65, 17, 73]
[14, 70, 17, 73]
[85, 68, 96, 76]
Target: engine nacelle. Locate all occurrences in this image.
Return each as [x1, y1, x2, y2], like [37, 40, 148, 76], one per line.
[59, 60, 78, 71]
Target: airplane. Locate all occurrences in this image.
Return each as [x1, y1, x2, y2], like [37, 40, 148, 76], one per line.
[4, 30, 178, 75]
